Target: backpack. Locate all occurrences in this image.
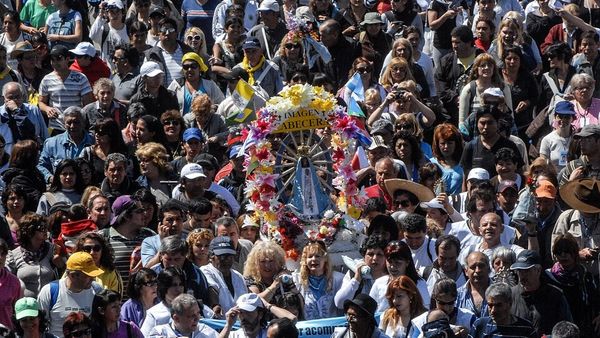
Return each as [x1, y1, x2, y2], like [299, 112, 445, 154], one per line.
[525, 72, 564, 148]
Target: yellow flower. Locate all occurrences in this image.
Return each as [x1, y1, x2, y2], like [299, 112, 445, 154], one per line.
[319, 225, 329, 235]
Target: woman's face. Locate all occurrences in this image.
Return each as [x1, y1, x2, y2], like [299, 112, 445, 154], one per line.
[395, 138, 412, 162]
[135, 120, 154, 144]
[555, 250, 576, 269]
[79, 163, 92, 185]
[103, 301, 121, 323]
[554, 113, 573, 129]
[185, 32, 203, 52]
[94, 129, 110, 145]
[392, 290, 411, 312]
[139, 157, 159, 178]
[226, 23, 243, 40]
[438, 139, 456, 159]
[386, 257, 408, 277]
[504, 52, 521, 69]
[500, 26, 517, 45]
[59, 165, 77, 190]
[390, 63, 407, 83]
[3, 16, 17, 34]
[141, 276, 158, 301]
[192, 239, 210, 263]
[19, 316, 40, 333]
[162, 118, 181, 139]
[30, 230, 47, 250]
[240, 226, 258, 242]
[355, 62, 372, 82]
[394, 44, 410, 61]
[166, 277, 185, 302]
[6, 192, 24, 213]
[364, 96, 381, 114]
[477, 61, 494, 79]
[258, 256, 279, 281]
[83, 238, 102, 266]
[284, 41, 302, 59]
[435, 292, 456, 315]
[305, 250, 326, 276]
[573, 82, 594, 104]
[492, 257, 512, 272]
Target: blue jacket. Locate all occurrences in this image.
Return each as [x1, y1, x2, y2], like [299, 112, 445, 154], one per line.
[37, 131, 94, 181]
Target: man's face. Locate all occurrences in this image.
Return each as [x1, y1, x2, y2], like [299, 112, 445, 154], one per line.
[580, 38, 599, 60]
[89, 197, 110, 227]
[104, 161, 127, 186]
[69, 270, 94, 290]
[50, 53, 68, 72]
[535, 196, 555, 216]
[478, 0, 495, 12]
[404, 231, 426, 250]
[319, 26, 338, 48]
[516, 266, 540, 292]
[217, 225, 239, 247]
[243, 48, 263, 66]
[346, 306, 370, 331]
[96, 87, 114, 106]
[161, 210, 186, 236]
[495, 160, 516, 177]
[375, 160, 396, 188]
[497, 189, 518, 212]
[183, 177, 206, 197]
[239, 310, 260, 332]
[189, 212, 212, 230]
[578, 136, 599, 156]
[174, 303, 200, 333]
[76, 55, 92, 67]
[212, 253, 234, 272]
[364, 248, 385, 272]
[465, 253, 490, 284]
[479, 213, 503, 245]
[487, 296, 511, 324]
[161, 251, 186, 268]
[159, 24, 177, 43]
[469, 199, 495, 227]
[437, 244, 458, 273]
[65, 115, 83, 137]
[477, 115, 498, 137]
[183, 139, 203, 158]
[451, 36, 470, 56]
[145, 74, 163, 92]
[3, 85, 23, 109]
[426, 208, 448, 228]
[259, 10, 278, 26]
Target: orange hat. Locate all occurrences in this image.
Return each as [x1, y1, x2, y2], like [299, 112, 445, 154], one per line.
[66, 252, 104, 277]
[535, 180, 556, 199]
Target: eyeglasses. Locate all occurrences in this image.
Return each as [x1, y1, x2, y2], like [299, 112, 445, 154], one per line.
[285, 43, 301, 50]
[356, 66, 372, 74]
[575, 86, 591, 92]
[143, 279, 158, 286]
[106, 5, 120, 12]
[186, 35, 202, 41]
[182, 63, 199, 70]
[396, 199, 412, 208]
[112, 56, 127, 62]
[163, 119, 180, 126]
[82, 244, 102, 253]
[68, 328, 91, 338]
[159, 27, 176, 34]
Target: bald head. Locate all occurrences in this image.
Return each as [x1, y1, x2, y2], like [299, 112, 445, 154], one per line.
[479, 212, 503, 245]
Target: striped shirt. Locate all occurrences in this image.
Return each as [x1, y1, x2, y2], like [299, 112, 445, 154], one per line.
[181, 0, 218, 46]
[39, 71, 92, 132]
[160, 44, 184, 87]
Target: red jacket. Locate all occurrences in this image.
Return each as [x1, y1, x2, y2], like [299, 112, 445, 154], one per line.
[69, 57, 110, 87]
[365, 184, 393, 210]
[540, 23, 582, 54]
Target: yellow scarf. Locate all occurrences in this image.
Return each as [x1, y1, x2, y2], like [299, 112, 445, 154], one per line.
[241, 56, 266, 85]
[0, 67, 11, 80]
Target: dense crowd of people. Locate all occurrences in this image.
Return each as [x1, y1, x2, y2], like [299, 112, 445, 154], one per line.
[0, 0, 597, 336]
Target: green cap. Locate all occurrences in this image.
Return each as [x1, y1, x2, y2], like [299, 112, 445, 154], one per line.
[15, 297, 39, 320]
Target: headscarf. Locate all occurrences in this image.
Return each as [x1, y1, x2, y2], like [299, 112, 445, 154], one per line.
[182, 52, 209, 73]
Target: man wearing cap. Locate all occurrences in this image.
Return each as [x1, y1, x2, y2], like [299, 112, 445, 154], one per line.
[196, 153, 241, 216]
[90, 0, 128, 67]
[220, 292, 296, 338]
[142, 199, 188, 267]
[451, 167, 489, 214]
[332, 294, 390, 338]
[218, 145, 246, 203]
[421, 196, 464, 235]
[233, 36, 282, 97]
[248, 0, 288, 60]
[81, 78, 128, 130]
[168, 52, 225, 115]
[215, 216, 253, 274]
[68, 42, 111, 87]
[38, 45, 93, 135]
[37, 252, 104, 337]
[130, 60, 179, 117]
[145, 17, 193, 86]
[510, 250, 573, 336]
[356, 135, 396, 188]
[365, 157, 399, 210]
[559, 124, 600, 186]
[171, 128, 205, 174]
[175, 163, 216, 204]
[101, 194, 155, 291]
[200, 236, 248, 316]
[0, 81, 48, 154]
[100, 153, 141, 204]
[148, 293, 218, 338]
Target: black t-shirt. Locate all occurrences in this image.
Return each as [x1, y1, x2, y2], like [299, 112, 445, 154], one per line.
[460, 136, 523, 177]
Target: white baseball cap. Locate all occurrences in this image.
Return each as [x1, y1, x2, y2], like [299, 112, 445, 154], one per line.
[140, 61, 164, 77]
[236, 293, 264, 312]
[69, 42, 96, 57]
[419, 198, 445, 210]
[180, 163, 206, 179]
[258, 0, 279, 12]
[105, 0, 124, 9]
[467, 168, 490, 181]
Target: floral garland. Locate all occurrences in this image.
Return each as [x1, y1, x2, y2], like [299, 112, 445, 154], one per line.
[242, 84, 368, 260]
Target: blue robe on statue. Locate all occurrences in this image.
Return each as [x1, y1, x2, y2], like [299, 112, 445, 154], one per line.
[289, 157, 333, 220]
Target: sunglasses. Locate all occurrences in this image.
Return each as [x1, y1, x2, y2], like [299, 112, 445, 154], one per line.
[68, 329, 91, 338]
[82, 244, 102, 253]
[285, 43, 301, 50]
[182, 63, 199, 70]
[143, 279, 158, 286]
[163, 119, 180, 126]
[556, 114, 572, 119]
[51, 55, 65, 61]
[396, 199, 412, 208]
[356, 66, 372, 74]
[112, 56, 127, 62]
[160, 27, 176, 34]
[186, 35, 202, 41]
[106, 5, 120, 11]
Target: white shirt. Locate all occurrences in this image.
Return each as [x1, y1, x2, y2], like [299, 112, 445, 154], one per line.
[200, 264, 248, 313]
[141, 301, 171, 336]
[405, 236, 437, 277]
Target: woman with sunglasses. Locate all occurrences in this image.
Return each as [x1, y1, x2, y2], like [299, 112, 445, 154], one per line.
[378, 275, 425, 338]
[63, 312, 93, 338]
[183, 27, 210, 61]
[293, 241, 344, 320]
[370, 241, 430, 313]
[159, 110, 185, 160]
[140, 267, 186, 336]
[343, 57, 386, 108]
[135, 142, 173, 205]
[167, 52, 224, 115]
[7, 213, 60, 297]
[120, 268, 158, 327]
[74, 232, 122, 295]
[272, 32, 308, 85]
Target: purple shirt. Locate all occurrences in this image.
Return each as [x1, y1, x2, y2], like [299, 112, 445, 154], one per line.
[108, 320, 144, 338]
[120, 299, 146, 328]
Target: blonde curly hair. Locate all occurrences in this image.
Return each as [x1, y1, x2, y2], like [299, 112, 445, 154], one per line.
[244, 240, 286, 282]
[299, 241, 334, 291]
[186, 228, 214, 262]
[135, 142, 171, 175]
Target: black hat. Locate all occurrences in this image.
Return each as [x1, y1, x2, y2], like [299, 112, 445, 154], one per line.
[50, 45, 69, 57]
[195, 153, 219, 171]
[510, 250, 541, 270]
[343, 294, 377, 318]
[242, 37, 261, 50]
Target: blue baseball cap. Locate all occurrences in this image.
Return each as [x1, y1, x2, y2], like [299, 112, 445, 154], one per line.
[554, 101, 576, 115]
[242, 37, 261, 50]
[183, 128, 204, 142]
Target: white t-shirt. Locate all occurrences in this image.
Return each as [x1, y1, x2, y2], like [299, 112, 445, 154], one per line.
[200, 264, 248, 313]
[140, 301, 171, 336]
[405, 236, 437, 277]
[38, 70, 92, 131]
[227, 328, 268, 338]
[36, 279, 98, 337]
[89, 16, 129, 70]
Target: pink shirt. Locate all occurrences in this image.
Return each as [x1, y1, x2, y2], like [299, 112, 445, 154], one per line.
[0, 268, 21, 329]
[571, 98, 600, 130]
